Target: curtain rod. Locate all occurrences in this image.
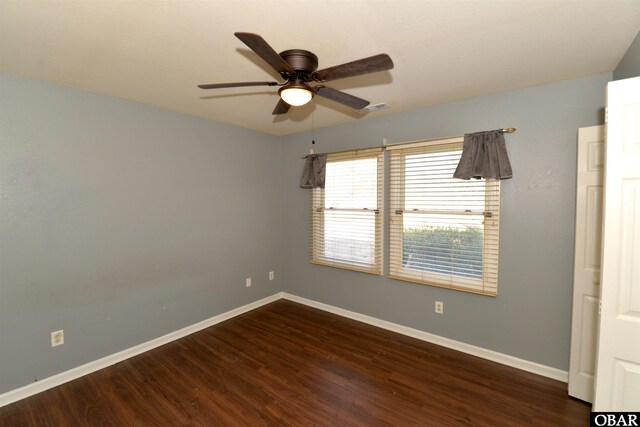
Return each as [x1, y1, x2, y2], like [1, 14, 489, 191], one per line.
[301, 128, 516, 159]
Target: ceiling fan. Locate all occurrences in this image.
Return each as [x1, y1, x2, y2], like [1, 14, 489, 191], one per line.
[198, 32, 394, 115]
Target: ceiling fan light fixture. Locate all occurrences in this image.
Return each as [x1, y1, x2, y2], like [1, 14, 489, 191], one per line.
[279, 80, 313, 106]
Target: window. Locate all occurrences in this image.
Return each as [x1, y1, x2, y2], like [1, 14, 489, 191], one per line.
[388, 138, 500, 295]
[310, 148, 383, 274]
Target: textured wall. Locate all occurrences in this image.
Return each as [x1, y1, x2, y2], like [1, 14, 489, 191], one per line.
[281, 73, 610, 371]
[0, 72, 282, 393]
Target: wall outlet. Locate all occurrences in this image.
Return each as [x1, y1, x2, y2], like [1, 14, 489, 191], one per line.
[51, 330, 64, 347]
[435, 301, 444, 314]
[269, 271, 274, 281]
[245, 277, 251, 288]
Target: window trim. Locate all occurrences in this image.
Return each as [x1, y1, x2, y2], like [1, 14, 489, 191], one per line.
[310, 148, 384, 275]
[387, 138, 501, 296]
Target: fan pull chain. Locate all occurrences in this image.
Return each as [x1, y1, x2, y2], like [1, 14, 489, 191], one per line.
[311, 110, 316, 145]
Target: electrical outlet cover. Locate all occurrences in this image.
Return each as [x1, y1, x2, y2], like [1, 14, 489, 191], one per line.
[51, 330, 64, 347]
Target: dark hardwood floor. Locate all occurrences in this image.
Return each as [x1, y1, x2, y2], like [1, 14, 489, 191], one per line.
[0, 299, 590, 426]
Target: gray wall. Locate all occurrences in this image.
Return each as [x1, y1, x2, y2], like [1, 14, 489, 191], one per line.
[0, 70, 612, 395]
[281, 73, 611, 371]
[0, 72, 282, 393]
[614, 30, 640, 80]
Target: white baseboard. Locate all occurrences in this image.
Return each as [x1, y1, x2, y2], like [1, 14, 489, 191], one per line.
[0, 292, 284, 408]
[1, 290, 567, 408]
[282, 293, 569, 383]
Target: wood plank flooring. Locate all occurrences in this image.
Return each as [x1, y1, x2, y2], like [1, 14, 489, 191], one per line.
[0, 299, 590, 426]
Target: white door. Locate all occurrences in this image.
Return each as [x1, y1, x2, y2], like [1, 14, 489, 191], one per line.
[593, 76, 640, 411]
[569, 125, 604, 403]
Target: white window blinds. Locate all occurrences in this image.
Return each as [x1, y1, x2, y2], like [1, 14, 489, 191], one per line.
[311, 148, 383, 274]
[388, 139, 500, 296]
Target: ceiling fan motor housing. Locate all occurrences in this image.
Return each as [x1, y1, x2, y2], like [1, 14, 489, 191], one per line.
[279, 49, 318, 78]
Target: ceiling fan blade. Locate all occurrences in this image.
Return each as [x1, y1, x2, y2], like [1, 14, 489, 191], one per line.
[314, 54, 394, 82]
[314, 86, 370, 110]
[272, 99, 291, 115]
[234, 32, 295, 77]
[198, 81, 279, 89]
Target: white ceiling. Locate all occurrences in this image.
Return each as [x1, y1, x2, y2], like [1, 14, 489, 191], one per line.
[1, 1, 639, 136]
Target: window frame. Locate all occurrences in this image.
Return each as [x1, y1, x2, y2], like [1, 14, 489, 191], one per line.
[387, 137, 501, 296]
[310, 148, 384, 275]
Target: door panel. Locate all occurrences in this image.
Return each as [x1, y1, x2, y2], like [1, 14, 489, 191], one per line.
[568, 125, 604, 403]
